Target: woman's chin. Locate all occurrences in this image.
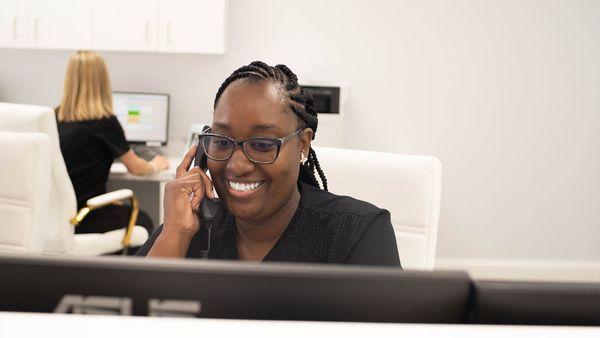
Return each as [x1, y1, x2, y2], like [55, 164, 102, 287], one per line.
[226, 200, 266, 223]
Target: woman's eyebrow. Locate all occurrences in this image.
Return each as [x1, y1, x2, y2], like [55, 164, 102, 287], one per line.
[212, 122, 229, 130]
[212, 122, 281, 132]
[252, 124, 280, 131]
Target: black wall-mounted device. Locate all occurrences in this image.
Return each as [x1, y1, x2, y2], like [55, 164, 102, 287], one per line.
[300, 85, 340, 115]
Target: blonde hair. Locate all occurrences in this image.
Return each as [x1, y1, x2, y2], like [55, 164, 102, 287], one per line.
[57, 51, 113, 122]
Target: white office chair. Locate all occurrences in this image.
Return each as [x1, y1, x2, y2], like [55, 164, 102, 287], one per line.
[0, 102, 148, 255]
[313, 146, 441, 270]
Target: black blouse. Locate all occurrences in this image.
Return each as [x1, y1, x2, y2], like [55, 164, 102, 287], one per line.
[57, 115, 130, 209]
[137, 182, 402, 267]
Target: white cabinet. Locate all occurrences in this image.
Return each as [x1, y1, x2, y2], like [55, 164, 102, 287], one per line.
[0, 0, 91, 49]
[0, 0, 28, 47]
[0, 0, 226, 54]
[158, 0, 226, 54]
[92, 0, 158, 52]
[28, 0, 92, 49]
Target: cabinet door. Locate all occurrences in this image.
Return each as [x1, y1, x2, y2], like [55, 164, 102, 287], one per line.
[158, 0, 226, 54]
[0, 0, 28, 47]
[28, 0, 92, 49]
[93, 0, 158, 52]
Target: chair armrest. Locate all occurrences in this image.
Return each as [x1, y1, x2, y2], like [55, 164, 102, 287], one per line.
[86, 189, 134, 208]
[70, 189, 139, 250]
[70, 189, 135, 226]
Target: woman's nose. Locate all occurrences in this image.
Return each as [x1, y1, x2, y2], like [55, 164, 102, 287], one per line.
[225, 146, 255, 176]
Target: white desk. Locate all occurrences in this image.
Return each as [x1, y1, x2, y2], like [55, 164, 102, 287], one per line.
[1, 312, 599, 338]
[109, 159, 178, 182]
[108, 157, 180, 226]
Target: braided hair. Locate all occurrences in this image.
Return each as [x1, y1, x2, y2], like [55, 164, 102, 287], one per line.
[213, 61, 328, 191]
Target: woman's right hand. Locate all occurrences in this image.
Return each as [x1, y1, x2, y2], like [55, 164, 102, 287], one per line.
[163, 144, 215, 237]
[148, 145, 214, 258]
[150, 154, 170, 171]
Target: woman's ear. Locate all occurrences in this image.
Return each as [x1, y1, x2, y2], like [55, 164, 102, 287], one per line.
[299, 128, 313, 158]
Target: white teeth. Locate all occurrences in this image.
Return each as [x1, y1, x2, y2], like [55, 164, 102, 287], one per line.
[228, 181, 263, 192]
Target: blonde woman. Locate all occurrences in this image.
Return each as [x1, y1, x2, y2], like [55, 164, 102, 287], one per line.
[57, 50, 168, 236]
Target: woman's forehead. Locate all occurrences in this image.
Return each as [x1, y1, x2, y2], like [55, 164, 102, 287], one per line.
[213, 81, 296, 129]
[217, 80, 285, 109]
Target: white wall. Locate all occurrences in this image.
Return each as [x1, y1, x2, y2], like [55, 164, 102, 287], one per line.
[1, 0, 600, 263]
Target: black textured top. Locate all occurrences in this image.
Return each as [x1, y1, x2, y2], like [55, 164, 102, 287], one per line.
[137, 182, 401, 267]
[57, 116, 130, 209]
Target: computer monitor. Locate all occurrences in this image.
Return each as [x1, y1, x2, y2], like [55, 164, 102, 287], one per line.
[469, 280, 600, 326]
[0, 254, 471, 323]
[112, 92, 169, 145]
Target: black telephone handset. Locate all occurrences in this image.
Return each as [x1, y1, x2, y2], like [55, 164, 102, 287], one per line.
[194, 143, 221, 223]
[193, 132, 222, 258]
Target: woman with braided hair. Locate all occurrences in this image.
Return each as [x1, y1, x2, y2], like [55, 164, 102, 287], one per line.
[137, 61, 400, 267]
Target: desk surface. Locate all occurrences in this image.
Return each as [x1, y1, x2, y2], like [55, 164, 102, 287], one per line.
[109, 157, 180, 182]
[1, 312, 599, 338]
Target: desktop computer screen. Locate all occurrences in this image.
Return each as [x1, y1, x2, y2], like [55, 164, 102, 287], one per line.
[0, 254, 471, 323]
[112, 92, 169, 145]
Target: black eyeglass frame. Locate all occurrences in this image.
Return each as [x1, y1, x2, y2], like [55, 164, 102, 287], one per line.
[198, 127, 305, 164]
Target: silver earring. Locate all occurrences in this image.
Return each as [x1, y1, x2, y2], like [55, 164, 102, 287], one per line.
[300, 153, 306, 164]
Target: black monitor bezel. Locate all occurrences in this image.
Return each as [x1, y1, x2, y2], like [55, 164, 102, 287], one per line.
[0, 254, 471, 323]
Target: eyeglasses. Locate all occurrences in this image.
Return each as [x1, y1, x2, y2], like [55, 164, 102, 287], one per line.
[198, 128, 304, 164]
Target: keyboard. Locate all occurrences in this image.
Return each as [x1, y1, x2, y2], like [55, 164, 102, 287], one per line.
[132, 145, 164, 161]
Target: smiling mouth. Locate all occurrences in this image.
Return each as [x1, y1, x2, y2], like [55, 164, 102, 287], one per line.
[227, 180, 265, 193]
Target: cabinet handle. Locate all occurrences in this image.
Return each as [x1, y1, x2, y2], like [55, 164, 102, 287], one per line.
[166, 21, 171, 45]
[145, 20, 149, 43]
[12, 17, 18, 38]
[34, 17, 39, 40]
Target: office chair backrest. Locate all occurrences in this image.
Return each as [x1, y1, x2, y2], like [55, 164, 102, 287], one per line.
[0, 131, 51, 253]
[313, 146, 441, 270]
[0, 102, 77, 253]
